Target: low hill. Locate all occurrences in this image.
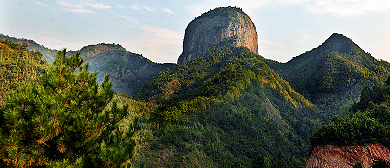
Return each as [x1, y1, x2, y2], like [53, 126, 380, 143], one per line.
[135, 46, 320, 167]
[265, 33, 390, 119]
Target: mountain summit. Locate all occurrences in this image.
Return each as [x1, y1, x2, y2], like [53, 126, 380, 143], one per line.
[265, 33, 390, 119]
[177, 7, 258, 64]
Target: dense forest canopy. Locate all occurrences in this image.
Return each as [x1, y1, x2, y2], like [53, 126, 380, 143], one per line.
[0, 40, 47, 107]
[310, 79, 390, 148]
[134, 46, 320, 167]
[264, 33, 390, 120]
[0, 49, 139, 167]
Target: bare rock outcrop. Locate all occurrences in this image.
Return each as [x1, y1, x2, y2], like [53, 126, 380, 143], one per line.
[177, 6, 258, 64]
[306, 143, 390, 168]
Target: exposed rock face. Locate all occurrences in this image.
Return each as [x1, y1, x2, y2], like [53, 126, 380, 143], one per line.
[306, 143, 390, 168]
[177, 7, 258, 64]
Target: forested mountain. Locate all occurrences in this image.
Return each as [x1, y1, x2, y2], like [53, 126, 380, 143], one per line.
[264, 33, 390, 119]
[0, 34, 57, 63]
[134, 46, 320, 167]
[0, 40, 47, 107]
[84, 49, 175, 95]
[2, 7, 390, 167]
[308, 77, 390, 167]
[0, 35, 175, 96]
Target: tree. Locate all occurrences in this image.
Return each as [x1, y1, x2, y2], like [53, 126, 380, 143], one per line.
[353, 161, 363, 168]
[252, 155, 271, 168]
[372, 158, 390, 168]
[0, 49, 138, 167]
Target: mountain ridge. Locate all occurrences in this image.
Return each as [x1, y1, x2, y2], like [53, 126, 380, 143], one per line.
[134, 46, 319, 167]
[264, 33, 390, 119]
[0, 34, 175, 96]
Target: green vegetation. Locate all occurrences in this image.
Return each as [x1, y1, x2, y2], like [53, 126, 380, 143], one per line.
[0, 40, 47, 107]
[372, 158, 390, 168]
[84, 49, 175, 96]
[310, 77, 390, 148]
[265, 33, 390, 120]
[67, 43, 126, 58]
[0, 34, 57, 63]
[135, 46, 320, 167]
[0, 50, 139, 167]
[3, 32, 390, 167]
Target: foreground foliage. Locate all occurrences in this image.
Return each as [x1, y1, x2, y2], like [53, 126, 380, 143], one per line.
[0, 50, 138, 167]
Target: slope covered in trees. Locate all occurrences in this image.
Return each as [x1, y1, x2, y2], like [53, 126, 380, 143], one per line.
[135, 46, 320, 167]
[0, 34, 57, 63]
[0, 40, 47, 107]
[0, 35, 175, 96]
[311, 79, 390, 148]
[83, 49, 175, 96]
[265, 33, 390, 119]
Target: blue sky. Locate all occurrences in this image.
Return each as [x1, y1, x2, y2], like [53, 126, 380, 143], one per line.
[1, 0, 390, 63]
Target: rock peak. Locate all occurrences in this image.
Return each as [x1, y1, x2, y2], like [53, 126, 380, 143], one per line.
[177, 7, 258, 64]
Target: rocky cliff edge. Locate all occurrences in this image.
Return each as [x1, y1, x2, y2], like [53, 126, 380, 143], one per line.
[306, 143, 390, 168]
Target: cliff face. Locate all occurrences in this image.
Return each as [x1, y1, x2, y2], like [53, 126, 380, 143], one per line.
[306, 143, 390, 168]
[177, 7, 258, 64]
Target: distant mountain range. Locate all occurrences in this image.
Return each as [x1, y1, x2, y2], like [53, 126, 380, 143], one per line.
[0, 34, 175, 96]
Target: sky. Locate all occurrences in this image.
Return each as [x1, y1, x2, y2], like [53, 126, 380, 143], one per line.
[1, 0, 390, 63]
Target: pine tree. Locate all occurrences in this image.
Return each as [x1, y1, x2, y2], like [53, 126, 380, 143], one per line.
[0, 49, 139, 167]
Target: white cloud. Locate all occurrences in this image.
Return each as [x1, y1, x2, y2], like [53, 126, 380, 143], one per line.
[117, 4, 124, 9]
[116, 15, 139, 25]
[85, 2, 111, 10]
[297, 30, 312, 43]
[258, 39, 284, 46]
[63, 8, 94, 14]
[57, 0, 94, 14]
[185, 0, 390, 18]
[161, 8, 174, 15]
[130, 5, 140, 10]
[143, 6, 154, 12]
[35, 1, 49, 7]
[305, 0, 390, 17]
[125, 26, 183, 62]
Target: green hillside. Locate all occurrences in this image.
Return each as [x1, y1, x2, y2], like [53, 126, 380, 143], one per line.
[0, 34, 57, 63]
[84, 49, 175, 95]
[0, 35, 175, 96]
[265, 33, 390, 119]
[0, 40, 47, 107]
[310, 77, 390, 149]
[135, 46, 320, 167]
